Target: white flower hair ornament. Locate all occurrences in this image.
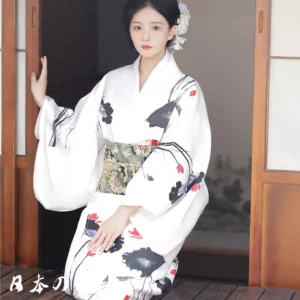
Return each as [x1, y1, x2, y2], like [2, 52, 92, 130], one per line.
[171, 1, 191, 51]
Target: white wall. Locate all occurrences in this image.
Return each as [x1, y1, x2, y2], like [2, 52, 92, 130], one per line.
[175, 0, 255, 171]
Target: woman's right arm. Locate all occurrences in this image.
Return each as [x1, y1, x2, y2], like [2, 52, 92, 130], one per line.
[31, 56, 90, 146]
[31, 56, 48, 109]
[31, 56, 107, 212]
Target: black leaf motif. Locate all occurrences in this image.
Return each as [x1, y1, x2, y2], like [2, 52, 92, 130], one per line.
[84, 218, 100, 237]
[147, 175, 154, 181]
[169, 181, 184, 204]
[104, 235, 124, 253]
[155, 277, 172, 294]
[122, 247, 166, 277]
[100, 99, 114, 124]
[145, 101, 180, 131]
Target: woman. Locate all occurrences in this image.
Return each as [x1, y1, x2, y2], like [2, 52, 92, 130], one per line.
[31, 0, 211, 299]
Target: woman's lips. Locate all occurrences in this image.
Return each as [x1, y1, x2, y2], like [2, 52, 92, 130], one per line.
[142, 45, 152, 50]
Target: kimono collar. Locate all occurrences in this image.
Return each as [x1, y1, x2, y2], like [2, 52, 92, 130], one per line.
[133, 50, 172, 72]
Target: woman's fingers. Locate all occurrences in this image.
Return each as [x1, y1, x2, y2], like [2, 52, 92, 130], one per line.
[89, 228, 106, 251]
[40, 56, 48, 81]
[105, 234, 117, 252]
[88, 228, 102, 249]
[92, 233, 107, 254]
[88, 230, 117, 254]
[95, 232, 111, 254]
[100, 233, 115, 254]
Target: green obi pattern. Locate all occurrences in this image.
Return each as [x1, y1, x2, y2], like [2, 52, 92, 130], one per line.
[97, 141, 156, 195]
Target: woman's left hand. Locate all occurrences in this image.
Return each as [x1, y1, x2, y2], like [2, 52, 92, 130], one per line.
[87, 205, 140, 254]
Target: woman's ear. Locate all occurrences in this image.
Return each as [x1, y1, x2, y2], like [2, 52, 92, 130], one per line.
[168, 25, 177, 41]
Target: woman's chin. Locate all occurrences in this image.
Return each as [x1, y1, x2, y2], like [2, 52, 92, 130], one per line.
[139, 49, 166, 60]
[138, 49, 155, 58]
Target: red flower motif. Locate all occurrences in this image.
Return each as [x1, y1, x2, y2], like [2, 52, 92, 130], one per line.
[124, 296, 130, 300]
[145, 139, 160, 146]
[129, 228, 143, 239]
[150, 139, 159, 146]
[177, 164, 184, 174]
[87, 213, 99, 221]
[87, 250, 96, 257]
[190, 90, 197, 97]
[191, 183, 200, 192]
[170, 269, 177, 275]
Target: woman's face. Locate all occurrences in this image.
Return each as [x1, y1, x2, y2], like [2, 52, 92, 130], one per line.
[130, 6, 177, 59]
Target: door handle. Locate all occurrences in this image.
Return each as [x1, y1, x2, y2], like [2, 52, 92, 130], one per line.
[259, 11, 263, 33]
[32, 6, 36, 29]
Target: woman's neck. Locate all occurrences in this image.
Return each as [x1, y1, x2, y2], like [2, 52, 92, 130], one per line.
[139, 49, 166, 77]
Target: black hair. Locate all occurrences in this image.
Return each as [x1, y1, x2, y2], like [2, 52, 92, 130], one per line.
[123, 0, 180, 47]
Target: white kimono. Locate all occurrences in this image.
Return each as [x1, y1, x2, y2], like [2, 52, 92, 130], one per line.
[34, 50, 211, 299]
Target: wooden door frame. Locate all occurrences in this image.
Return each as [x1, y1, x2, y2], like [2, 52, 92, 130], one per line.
[0, 0, 40, 267]
[249, 0, 271, 286]
[1, 0, 17, 266]
[249, 0, 300, 286]
[17, 0, 40, 267]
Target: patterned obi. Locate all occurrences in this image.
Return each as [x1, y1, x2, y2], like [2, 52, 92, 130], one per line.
[97, 140, 157, 195]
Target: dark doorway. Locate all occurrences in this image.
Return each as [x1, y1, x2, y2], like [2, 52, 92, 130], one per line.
[39, 0, 137, 269]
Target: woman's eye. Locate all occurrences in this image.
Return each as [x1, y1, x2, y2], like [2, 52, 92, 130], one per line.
[134, 26, 141, 31]
[153, 26, 160, 30]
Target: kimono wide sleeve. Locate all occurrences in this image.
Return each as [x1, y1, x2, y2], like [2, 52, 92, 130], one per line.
[33, 78, 106, 212]
[123, 81, 211, 218]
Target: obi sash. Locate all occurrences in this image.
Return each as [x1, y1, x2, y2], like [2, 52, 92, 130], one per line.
[97, 140, 157, 195]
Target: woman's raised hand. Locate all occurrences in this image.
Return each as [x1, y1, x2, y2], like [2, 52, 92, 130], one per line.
[31, 56, 48, 108]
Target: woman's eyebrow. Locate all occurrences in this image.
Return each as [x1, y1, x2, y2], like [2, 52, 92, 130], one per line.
[131, 21, 164, 24]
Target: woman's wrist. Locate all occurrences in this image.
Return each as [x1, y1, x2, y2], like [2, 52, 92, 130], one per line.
[34, 95, 45, 109]
[116, 205, 141, 219]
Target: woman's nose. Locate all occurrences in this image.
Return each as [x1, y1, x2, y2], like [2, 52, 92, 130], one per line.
[142, 30, 150, 42]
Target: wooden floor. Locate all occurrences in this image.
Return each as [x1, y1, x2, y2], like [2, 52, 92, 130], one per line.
[1, 265, 300, 299]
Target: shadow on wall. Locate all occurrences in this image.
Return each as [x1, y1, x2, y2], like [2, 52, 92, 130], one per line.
[196, 155, 251, 233]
